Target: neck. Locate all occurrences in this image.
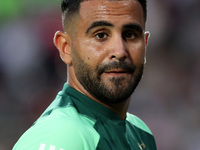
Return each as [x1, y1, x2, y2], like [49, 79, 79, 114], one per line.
[103, 99, 131, 120]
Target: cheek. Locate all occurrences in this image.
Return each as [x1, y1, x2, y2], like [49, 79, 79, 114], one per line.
[77, 39, 107, 65]
[129, 44, 146, 64]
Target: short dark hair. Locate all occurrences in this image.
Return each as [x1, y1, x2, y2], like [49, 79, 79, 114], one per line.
[61, 0, 147, 27]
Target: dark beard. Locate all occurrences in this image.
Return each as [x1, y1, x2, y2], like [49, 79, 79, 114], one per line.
[73, 56, 144, 104]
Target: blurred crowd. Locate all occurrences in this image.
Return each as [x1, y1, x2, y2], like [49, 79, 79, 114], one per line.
[0, 0, 199, 149]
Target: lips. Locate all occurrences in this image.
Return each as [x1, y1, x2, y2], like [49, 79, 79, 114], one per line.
[97, 61, 135, 75]
[103, 68, 131, 78]
[104, 69, 128, 74]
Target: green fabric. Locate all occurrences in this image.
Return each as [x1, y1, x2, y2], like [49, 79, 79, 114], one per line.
[0, 0, 57, 21]
[13, 83, 156, 150]
[13, 91, 100, 150]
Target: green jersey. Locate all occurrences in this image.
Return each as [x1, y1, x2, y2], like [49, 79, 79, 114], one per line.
[13, 84, 157, 150]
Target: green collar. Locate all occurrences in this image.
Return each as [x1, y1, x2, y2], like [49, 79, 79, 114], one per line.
[61, 83, 124, 123]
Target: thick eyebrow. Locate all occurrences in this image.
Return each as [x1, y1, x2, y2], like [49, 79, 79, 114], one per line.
[122, 23, 143, 34]
[86, 21, 114, 34]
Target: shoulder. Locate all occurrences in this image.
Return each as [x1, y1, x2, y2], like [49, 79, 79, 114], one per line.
[13, 106, 100, 150]
[126, 113, 152, 135]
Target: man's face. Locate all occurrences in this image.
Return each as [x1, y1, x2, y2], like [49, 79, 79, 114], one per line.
[69, 0, 148, 104]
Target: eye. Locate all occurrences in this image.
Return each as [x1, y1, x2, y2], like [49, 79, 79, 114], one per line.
[123, 31, 137, 40]
[95, 32, 108, 40]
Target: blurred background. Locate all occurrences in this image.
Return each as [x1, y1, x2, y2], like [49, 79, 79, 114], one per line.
[0, 0, 199, 149]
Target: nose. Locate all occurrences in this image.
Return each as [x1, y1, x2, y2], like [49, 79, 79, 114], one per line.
[108, 35, 127, 61]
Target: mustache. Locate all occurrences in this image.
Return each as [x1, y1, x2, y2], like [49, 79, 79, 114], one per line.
[97, 61, 135, 75]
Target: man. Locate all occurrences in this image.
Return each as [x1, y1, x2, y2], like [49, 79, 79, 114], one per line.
[13, 0, 157, 149]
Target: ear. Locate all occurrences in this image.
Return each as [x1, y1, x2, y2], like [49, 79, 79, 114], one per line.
[144, 31, 150, 64]
[144, 31, 150, 47]
[54, 31, 72, 65]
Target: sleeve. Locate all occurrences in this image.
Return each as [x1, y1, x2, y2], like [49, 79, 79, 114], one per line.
[13, 108, 100, 150]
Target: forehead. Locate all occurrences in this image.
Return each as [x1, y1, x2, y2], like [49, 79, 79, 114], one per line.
[79, 0, 145, 28]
